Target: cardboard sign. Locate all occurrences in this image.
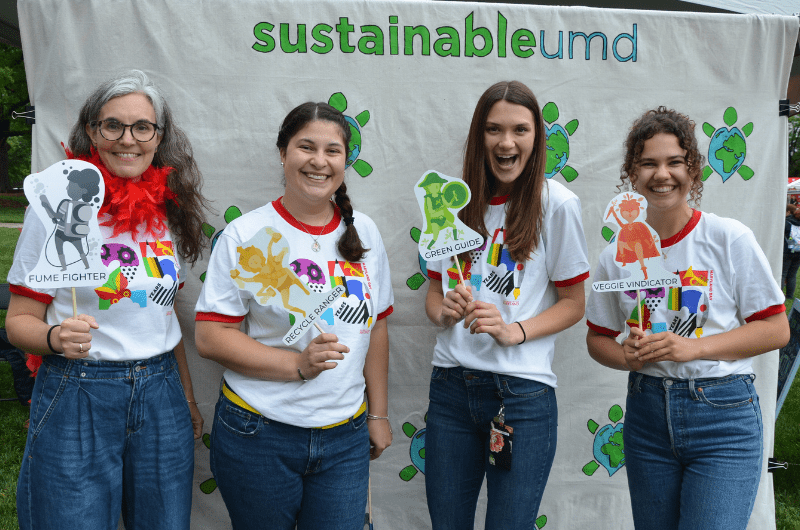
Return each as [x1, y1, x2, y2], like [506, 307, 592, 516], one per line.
[414, 171, 483, 262]
[229, 226, 345, 345]
[23, 160, 107, 288]
[591, 192, 679, 293]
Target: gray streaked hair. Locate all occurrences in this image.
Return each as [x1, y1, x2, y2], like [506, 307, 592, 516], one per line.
[68, 69, 167, 155]
[67, 69, 212, 264]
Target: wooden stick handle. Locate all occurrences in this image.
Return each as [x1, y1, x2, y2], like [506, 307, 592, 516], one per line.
[368, 476, 373, 524]
[636, 289, 642, 330]
[454, 258, 466, 288]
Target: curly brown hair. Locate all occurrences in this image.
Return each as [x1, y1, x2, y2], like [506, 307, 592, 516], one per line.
[619, 106, 705, 206]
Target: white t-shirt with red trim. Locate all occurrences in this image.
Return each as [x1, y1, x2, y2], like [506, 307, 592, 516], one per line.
[195, 199, 394, 428]
[586, 210, 785, 379]
[427, 179, 590, 387]
[8, 209, 185, 361]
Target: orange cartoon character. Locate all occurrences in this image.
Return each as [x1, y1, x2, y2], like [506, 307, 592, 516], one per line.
[231, 228, 311, 316]
[606, 193, 660, 279]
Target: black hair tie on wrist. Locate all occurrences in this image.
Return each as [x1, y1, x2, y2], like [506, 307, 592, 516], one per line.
[343, 216, 355, 226]
[515, 321, 526, 345]
[46, 324, 60, 353]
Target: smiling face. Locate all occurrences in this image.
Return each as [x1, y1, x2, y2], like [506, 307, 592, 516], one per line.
[632, 133, 694, 221]
[483, 100, 536, 196]
[280, 119, 347, 211]
[85, 93, 161, 179]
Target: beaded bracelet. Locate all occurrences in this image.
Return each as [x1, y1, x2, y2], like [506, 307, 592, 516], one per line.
[297, 368, 308, 382]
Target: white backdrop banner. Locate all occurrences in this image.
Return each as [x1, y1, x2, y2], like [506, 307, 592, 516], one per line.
[17, 0, 799, 528]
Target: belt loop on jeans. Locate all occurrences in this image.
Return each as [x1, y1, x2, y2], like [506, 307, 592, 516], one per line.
[222, 380, 366, 429]
[633, 372, 643, 393]
[688, 379, 699, 400]
[492, 374, 504, 399]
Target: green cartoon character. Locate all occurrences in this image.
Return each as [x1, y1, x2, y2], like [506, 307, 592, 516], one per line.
[418, 172, 468, 250]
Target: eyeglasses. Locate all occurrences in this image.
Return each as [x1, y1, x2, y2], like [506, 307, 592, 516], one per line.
[91, 119, 160, 142]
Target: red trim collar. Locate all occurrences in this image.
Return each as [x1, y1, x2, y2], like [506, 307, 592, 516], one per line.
[661, 210, 701, 248]
[489, 195, 509, 205]
[273, 198, 341, 235]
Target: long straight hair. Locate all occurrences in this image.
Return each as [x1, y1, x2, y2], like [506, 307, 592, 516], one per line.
[459, 81, 547, 263]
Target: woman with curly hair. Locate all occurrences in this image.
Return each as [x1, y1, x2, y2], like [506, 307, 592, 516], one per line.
[7, 69, 209, 530]
[586, 107, 789, 529]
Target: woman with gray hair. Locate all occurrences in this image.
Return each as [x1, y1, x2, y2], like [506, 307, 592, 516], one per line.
[7, 69, 209, 530]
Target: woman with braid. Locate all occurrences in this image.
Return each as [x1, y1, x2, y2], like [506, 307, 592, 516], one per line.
[195, 101, 394, 530]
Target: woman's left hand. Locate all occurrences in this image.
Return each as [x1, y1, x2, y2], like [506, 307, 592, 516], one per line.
[188, 401, 204, 439]
[633, 331, 701, 364]
[367, 418, 392, 460]
[463, 301, 520, 347]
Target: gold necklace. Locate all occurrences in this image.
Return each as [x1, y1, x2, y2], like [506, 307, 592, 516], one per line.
[299, 207, 332, 252]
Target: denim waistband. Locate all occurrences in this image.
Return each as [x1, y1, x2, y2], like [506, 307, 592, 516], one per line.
[629, 371, 755, 392]
[42, 350, 176, 380]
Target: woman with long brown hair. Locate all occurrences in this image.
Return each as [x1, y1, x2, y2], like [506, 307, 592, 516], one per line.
[424, 81, 589, 529]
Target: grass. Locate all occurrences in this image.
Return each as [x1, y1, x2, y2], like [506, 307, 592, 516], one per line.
[0, 196, 27, 224]
[777, 285, 800, 530]
[775, 376, 800, 530]
[0, 370, 27, 530]
[0, 227, 23, 530]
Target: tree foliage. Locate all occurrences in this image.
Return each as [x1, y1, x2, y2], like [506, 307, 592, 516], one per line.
[0, 43, 31, 192]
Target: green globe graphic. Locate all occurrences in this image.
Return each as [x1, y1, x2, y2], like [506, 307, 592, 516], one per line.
[542, 102, 579, 182]
[702, 107, 754, 182]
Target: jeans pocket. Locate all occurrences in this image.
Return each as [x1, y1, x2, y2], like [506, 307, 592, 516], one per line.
[431, 366, 448, 381]
[216, 398, 262, 437]
[351, 410, 367, 431]
[165, 363, 192, 416]
[696, 378, 754, 409]
[30, 364, 68, 439]
[501, 376, 549, 398]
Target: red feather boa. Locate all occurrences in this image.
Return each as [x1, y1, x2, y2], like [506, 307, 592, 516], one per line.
[65, 146, 177, 240]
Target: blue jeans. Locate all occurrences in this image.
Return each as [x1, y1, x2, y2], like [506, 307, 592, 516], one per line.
[209, 388, 370, 530]
[425, 366, 557, 530]
[16, 351, 194, 530]
[625, 372, 763, 530]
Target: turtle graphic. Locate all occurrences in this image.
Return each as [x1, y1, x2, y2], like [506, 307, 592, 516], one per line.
[542, 102, 579, 182]
[583, 404, 625, 477]
[406, 227, 430, 291]
[400, 415, 426, 481]
[702, 107, 754, 182]
[199, 205, 243, 282]
[199, 433, 217, 494]
[328, 92, 373, 177]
